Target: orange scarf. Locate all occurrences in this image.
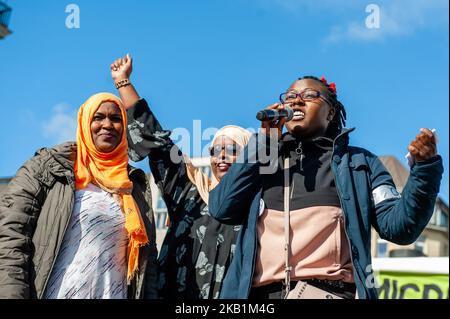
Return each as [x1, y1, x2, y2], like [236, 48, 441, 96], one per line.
[74, 92, 148, 284]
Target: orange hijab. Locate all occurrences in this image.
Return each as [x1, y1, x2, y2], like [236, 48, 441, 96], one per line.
[74, 92, 148, 284]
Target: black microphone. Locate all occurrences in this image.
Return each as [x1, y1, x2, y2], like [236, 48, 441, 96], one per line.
[256, 106, 294, 122]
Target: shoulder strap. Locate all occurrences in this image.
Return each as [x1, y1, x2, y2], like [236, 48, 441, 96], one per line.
[283, 157, 292, 298]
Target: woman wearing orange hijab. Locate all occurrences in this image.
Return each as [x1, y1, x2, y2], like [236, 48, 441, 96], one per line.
[0, 93, 158, 299]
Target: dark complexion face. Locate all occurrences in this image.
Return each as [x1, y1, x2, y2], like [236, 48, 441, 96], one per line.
[90, 101, 124, 153]
[210, 136, 239, 181]
[284, 79, 335, 139]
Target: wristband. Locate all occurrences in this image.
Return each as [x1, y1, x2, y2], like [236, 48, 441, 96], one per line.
[115, 78, 131, 89]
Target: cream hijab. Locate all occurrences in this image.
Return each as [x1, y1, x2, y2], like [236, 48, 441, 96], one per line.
[184, 125, 251, 204]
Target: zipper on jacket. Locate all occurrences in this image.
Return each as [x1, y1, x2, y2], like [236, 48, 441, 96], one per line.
[39, 186, 75, 299]
[295, 142, 303, 171]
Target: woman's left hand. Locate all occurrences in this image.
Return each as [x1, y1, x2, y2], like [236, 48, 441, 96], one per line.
[407, 128, 437, 162]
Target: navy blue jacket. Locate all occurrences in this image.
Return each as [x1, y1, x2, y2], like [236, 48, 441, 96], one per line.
[208, 129, 443, 299]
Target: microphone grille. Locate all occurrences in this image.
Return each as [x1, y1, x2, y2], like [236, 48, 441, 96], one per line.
[256, 111, 266, 121]
[285, 106, 294, 121]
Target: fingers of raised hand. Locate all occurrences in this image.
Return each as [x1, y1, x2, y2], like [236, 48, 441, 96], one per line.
[416, 128, 436, 145]
[408, 129, 437, 161]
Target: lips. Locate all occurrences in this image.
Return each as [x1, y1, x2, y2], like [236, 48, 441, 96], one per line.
[99, 133, 117, 140]
[216, 162, 231, 172]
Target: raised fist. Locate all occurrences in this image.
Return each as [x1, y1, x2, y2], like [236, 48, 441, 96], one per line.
[407, 128, 437, 162]
[111, 53, 133, 81]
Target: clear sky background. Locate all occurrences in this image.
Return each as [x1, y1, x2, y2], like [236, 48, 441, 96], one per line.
[0, 0, 448, 203]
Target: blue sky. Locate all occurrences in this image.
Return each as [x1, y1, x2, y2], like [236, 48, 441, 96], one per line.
[0, 0, 448, 203]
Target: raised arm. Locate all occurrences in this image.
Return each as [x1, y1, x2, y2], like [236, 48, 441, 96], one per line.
[110, 55, 194, 216]
[371, 128, 443, 244]
[208, 133, 279, 224]
[209, 106, 284, 224]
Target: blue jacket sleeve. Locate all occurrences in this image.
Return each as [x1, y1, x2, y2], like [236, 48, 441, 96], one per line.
[208, 134, 278, 225]
[370, 155, 444, 245]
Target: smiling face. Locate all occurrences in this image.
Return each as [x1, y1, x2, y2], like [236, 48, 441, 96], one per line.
[90, 101, 124, 153]
[284, 79, 335, 139]
[210, 136, 240, 181]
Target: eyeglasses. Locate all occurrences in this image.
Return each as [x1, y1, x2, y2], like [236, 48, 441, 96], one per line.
[279, 88, 332, 106]
[209, 144, 241, 157]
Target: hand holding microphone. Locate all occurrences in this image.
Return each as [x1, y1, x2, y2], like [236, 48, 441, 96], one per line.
[257, 103, 293, 140]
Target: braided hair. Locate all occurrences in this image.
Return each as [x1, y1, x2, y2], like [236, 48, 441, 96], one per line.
[298, 75, 347, 138]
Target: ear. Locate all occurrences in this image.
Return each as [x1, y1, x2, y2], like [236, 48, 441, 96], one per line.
[327, 107, 336, 122]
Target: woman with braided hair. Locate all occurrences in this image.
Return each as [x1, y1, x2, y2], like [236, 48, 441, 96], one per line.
[208, 76, 443, 299]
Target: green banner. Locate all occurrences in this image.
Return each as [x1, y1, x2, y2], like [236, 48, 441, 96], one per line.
[376, 272, 449, 299]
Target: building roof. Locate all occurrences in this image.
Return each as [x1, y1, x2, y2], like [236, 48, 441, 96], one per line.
[378, 156, 410, 193]
[0, 177, 11, 194]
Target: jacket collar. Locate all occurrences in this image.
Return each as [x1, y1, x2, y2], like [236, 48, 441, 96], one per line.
[333, 127, 355, 150]
[42, 142, 76, 178]
[278, 128, 355, 154]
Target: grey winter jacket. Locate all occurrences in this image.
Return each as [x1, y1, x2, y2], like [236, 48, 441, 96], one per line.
[0, 142, 158, 299]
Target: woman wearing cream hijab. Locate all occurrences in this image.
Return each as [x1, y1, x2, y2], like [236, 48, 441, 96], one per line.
[110, 54, 251, 299]
[0, 93, 158, 299]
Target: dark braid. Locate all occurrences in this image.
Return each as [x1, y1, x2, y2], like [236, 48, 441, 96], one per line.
[298, 75, 347, 138]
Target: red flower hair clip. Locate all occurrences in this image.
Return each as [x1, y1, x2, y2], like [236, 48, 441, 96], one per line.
[320, 75, 337, 94]
[329, 83, 337, 93]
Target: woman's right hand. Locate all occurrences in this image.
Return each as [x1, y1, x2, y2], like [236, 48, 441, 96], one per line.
[110, 54, 140, 109]
[260, 103, 287, 140]
[111, 54, 133, 81]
